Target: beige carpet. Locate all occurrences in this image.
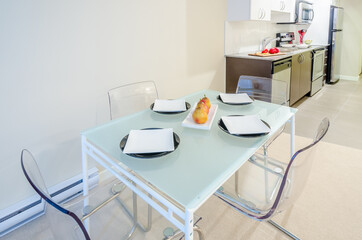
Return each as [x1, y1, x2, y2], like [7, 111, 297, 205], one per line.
[196, 133, 362, 240]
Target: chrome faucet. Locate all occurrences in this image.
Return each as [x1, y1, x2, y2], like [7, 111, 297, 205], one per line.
[262, 37, 280, 50]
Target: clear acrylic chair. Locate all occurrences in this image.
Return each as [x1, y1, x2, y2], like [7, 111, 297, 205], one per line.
[215, 118, 330, 240]
[236, 75, 289, 190]
[20, 149, 130, 240]
[20, 149, 204, 240]
[107, 81, 159, 237]
[236, 75, 289, 106]
[108, 81, 159, 120]
[108, 81, 205, 238]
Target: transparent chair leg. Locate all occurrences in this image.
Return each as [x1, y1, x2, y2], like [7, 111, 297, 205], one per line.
[125, 181, 154, 240]
[163, 225, 205, 240]
[81, 183, 126, 221]
[112, 182, 152, 240]
[216, 187, 261, 215]
[125, 191, 138, 240]
[82, 180, 152, 239]
[112, 182, 126, 194]
[267, 220, 301, 240]
[263, 145, 270, 204]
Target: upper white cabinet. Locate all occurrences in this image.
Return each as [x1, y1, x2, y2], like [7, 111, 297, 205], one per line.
[227, 0, 272, 21]
[271, 0, 293, 13]
[271, 0, 296, 23]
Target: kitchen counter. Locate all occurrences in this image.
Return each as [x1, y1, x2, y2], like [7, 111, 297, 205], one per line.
[225, 45, 328, 61]
[225, 44, 329, 100]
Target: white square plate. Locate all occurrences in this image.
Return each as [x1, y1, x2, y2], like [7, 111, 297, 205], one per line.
[219, 93, 253, 104]
[123, 128, 175, 154]
[153, 99, 186, 112]
[221, 115, 270, 135]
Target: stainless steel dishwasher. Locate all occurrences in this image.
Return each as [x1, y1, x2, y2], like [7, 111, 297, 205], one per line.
[272, 57, 292, 106]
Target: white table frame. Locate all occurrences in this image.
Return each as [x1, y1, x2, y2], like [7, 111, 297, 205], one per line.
[81, 111, 295, 240]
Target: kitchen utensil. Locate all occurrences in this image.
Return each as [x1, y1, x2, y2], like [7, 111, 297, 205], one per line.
[298, 29, 307, 44]
[248, 52, 286, 57]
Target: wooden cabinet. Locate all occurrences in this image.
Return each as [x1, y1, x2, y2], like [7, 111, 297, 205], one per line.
[226, 57, 272, 93]
[227, 0, 271, 21]
[290, 55, 301, 105]
[290, 51, 312, 105]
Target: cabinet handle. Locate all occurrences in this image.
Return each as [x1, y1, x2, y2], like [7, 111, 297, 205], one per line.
[280, 1, 283, 10]
[283, 1, 286, 10]
[259, 8, 263, 19]
[298, 54, 304, 64]
[262, 8, 265, 19]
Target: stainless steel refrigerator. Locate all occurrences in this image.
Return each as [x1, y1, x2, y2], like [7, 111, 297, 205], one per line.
[327, 6, 344, 84]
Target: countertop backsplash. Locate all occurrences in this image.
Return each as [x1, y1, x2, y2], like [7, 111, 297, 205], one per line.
[225, 0, 331, 55]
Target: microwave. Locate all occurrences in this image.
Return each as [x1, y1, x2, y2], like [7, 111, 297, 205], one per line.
[297, 1, 314, 24]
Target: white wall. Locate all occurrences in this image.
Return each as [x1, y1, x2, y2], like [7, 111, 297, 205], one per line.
[225, 0, 332, 55]
[339, 0, 362, 79]
[0, 0, 226, 209]
[225, 20, 296, 54]
[305, 0, 332, 45]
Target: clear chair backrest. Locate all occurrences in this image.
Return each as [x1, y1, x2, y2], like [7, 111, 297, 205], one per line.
[21, 149, 52, 200]
[21, 149, 70, 214]
[262, 118, 330, 219]
[21, 149, 90, 239]
[236, 75, 288, 105]
[108, 81, 159, 120]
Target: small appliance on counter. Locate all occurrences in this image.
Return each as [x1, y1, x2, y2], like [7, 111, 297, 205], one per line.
[296, 0, 314, 24]
[277, 0, 314, 25]
[276, 32, 295, 47]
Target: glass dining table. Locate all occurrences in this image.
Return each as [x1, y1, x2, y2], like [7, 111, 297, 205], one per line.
[81, 89, 297, 240]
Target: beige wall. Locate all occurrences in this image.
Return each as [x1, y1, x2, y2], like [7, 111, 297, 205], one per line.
[339, 0, 362, 79]
[0, 0, 226, 209]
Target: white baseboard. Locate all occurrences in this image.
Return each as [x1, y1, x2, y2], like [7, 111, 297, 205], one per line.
[339, 75, 359, 81]
[0, 167, 99, 237]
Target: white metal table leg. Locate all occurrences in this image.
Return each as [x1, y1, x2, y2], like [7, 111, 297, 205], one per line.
[290, 115, 295, 157]
[185, 209, 194, 240]
[81, 136, 90, 231]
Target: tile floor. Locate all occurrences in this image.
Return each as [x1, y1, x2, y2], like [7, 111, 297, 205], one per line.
[289, 78, 362, 150]
[2, 79, 361, 239]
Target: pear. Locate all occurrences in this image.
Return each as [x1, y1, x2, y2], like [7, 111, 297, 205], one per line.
[201, 95, 211, 109]
[192, 106, 208, 124]
[196, 100, 209, 114]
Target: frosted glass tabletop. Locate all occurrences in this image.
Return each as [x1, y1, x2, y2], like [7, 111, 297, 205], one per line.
[82, 90, 297, 210]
